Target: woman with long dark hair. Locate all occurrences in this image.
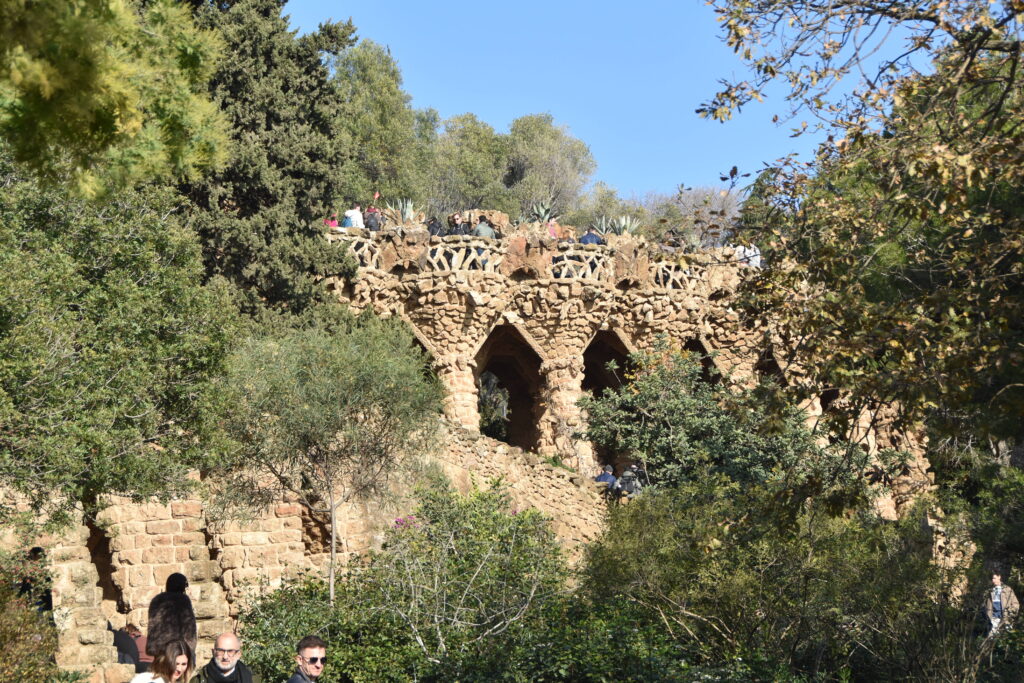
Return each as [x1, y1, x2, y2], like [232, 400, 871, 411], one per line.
[130, 639, 193, 683]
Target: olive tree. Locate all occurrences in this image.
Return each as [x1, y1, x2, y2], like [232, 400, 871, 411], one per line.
[216, 315, 443, 601]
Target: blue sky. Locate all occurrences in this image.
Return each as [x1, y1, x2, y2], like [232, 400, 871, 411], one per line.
[284, 0, 821, 198]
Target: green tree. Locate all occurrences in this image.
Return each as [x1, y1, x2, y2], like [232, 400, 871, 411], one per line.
[705, 0, 1024, 443]
[505, 113, 595, 217]
[331, 40, 435, 206]
[581, 346, 882, 516]
[215, 316, 443, 602]
[239, 485, 567, 682]
[182, 0, 357, 314]
[427, 114, 513, 216]
[0, 0, 228, 196]
[0, 156, 238, 528]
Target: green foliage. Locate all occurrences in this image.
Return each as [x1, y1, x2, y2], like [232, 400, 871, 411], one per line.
[239, 485, 567, 681]
[0, 0, 229, 196]
[0, 549, 61, 681]
[330, 40, 434, 206]
[528, 201, 559, 224]
[213, 312, 443, 599]
[609, 214, 641, 235]
[581, 346, 880, 516]
[182, 0, 358, 314]
[584, 480, 987, 679]
[382, 197, 420, 223]
[0, 156, 238, 526]
[477, 371, 509, 442]
[505, 113, 595, 217]
[428, 113, 514, 216]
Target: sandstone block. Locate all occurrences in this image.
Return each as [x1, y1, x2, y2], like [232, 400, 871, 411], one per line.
[171, 501, 203, 518]
[146, 520, 181, 535]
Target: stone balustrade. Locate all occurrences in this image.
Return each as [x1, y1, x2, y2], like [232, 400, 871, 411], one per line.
[549, 244, 614, 281]
[325, 226, 744, 289]
[423, 235, 506, 273]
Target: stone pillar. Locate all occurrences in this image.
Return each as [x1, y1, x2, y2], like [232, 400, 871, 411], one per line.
[536, 356, 596, 473]
[434, 355, 479, 430]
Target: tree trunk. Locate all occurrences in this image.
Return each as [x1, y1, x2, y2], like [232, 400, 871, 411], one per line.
[329, 495, 337, 605]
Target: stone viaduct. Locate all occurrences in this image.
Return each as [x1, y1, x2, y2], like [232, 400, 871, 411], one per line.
[325, 225, 775, 473]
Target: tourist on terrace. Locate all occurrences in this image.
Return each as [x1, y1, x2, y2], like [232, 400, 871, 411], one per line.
[427, 216, 446, 236]
[342, 203, 364, 229]
[449, 212, 470, 236]
[472, 215, 496, 239]
[365, 205, 382, 231]
[579, 226, 604, 246]
[191, 632, 260, 683]
[985, 571, 1019, 635]
[322, 213, 338, 229]
[288, 635, 328, 683]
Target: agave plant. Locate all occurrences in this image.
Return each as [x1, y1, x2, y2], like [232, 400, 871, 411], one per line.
[529, 201, 559, 223]
[589, 216, 613, 236]
[610, 215, 641, 235]
[384, 198, 420, 223]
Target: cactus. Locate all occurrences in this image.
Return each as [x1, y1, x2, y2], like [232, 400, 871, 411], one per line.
[589, 216, 614, 236]
[529, 202, 559, 223]
[384, 198, 420, 223]
[610, 215, 641, 235]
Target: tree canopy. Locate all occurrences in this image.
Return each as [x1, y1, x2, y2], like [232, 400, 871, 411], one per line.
[0, 0, 229, 196]
[0, 155, 237, 527]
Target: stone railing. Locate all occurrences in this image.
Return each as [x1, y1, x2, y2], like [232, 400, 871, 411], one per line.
[548, 244, 614, 281]
[423, 236, 506, 273]
[329, 228, 380, 269]
[650, 261, 706, 290]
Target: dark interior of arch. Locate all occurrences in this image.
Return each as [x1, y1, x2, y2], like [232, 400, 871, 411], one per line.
[754, 348, 787, 385]
[474, 325, 543, 451]
[683, 337, 720, 384]
[582, 330, 633, 468]
[582, 330, 631, 397]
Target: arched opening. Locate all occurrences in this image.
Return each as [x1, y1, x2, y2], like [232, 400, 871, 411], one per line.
[754, 348, 787, 386]
[582, 330, 633, 469]
[474, 325, 544, 451]
[683, 337, 720, 384]
[582, 331, 630, 397]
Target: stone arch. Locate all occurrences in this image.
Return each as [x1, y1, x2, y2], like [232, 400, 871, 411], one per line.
[473, 324, 545, 451]
[582, 329, 635, 469]
[582, 329, 632, 398]
[682, 337, 721, 384]
[754, 348, 788, 386]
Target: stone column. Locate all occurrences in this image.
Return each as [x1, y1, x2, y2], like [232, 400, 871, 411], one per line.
[536, 356, 595, 473]
[434, 354, 479, 430]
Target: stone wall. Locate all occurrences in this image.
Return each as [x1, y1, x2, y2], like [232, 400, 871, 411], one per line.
[42, 425, 606, 674]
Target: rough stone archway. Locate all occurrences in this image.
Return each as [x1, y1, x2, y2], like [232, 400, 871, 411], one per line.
[474, 324, 545, 451]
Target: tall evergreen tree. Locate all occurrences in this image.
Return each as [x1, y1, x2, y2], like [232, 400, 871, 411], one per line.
[183, 0, 357, 314]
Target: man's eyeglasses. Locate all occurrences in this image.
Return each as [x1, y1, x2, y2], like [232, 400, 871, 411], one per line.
[214, 648, 240, 656]
[302, 656, 327, 665]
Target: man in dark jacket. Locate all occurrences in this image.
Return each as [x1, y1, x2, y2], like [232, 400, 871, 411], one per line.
[191, 632, 260, 683]
[146, 573, 197, 658]
[579, 226, 604, 245]
[288, 635, 327, 683]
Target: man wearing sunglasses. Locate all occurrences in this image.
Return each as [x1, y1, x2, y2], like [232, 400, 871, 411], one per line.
[288, 635, 328, 683]
[191, 632, 259, 683]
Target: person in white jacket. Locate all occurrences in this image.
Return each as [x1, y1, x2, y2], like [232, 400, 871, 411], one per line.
[343, 203, 364, 229]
